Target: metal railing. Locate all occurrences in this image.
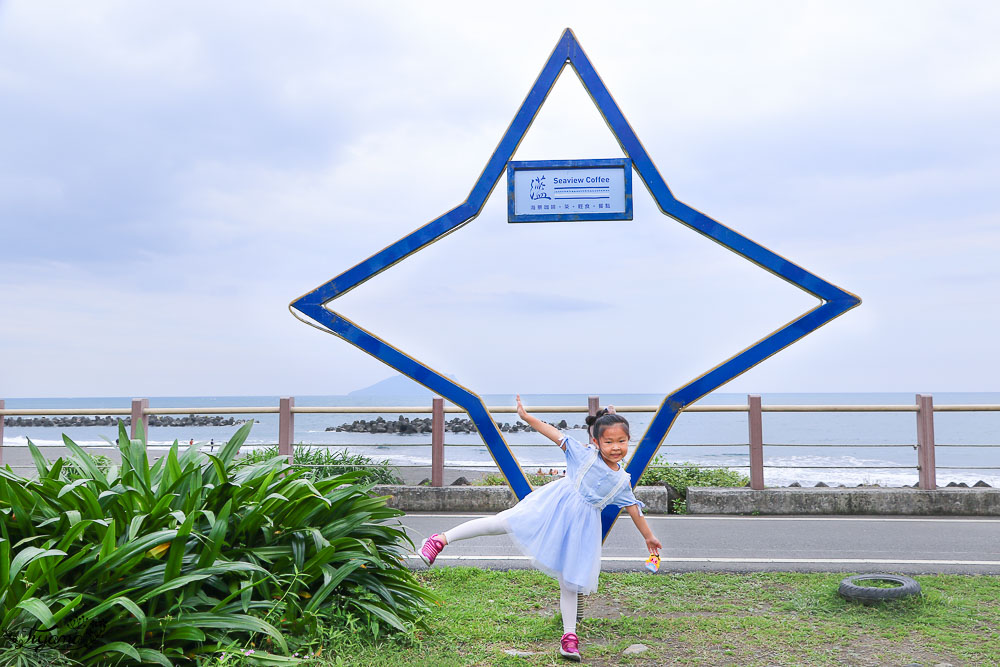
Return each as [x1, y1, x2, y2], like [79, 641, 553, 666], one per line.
[2, 394, 999, 488]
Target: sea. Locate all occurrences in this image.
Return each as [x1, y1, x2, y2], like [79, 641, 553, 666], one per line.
[3, 392, 1000, 487]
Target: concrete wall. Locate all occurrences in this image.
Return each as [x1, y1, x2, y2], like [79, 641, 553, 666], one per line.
[370, 485, 1000, 516]
[371, 485, 672, 514]
[688, 487, 1000, 516]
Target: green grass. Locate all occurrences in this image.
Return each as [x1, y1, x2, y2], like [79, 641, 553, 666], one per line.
[281, 568, 1000, 666]
[853, 578, 907, 588]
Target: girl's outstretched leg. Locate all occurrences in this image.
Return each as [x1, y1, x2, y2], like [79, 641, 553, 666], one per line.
[419, 516, 507, 566]
[443, 516, 506, 543]
[558, 584, 581, 661]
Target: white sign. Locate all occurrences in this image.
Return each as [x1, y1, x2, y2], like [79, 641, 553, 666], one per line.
[513, 166, 628, 217]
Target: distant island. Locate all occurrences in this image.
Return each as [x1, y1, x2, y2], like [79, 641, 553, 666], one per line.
[347, 373, 458, 397]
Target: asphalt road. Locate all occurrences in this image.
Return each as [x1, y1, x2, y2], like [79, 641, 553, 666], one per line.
[398, 513, 1000, 575]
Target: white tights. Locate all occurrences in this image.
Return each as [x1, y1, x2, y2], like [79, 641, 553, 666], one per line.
[559, 586, 579, 635]
[442, 515, 507, 543]
[441, 515, 579, 635]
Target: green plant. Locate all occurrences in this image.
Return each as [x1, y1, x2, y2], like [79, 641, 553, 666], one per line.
[60, 453, 114, 479]
[237, 447, 401, 485]
[638, 457, 748, 490]
[473, 473, 559, 487]
[0, 422, 434, 665]
[638, 457, 749, 513]
[0, 632, 80, 667]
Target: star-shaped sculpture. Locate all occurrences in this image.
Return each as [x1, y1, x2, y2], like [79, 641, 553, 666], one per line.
[290, 28, 861, 538]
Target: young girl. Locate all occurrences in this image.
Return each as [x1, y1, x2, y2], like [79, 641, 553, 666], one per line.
[419, 396, 662, 662]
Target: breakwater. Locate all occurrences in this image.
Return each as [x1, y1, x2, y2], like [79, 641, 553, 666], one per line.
[4, 416, 256, 428]
[327, 416, 583, 434]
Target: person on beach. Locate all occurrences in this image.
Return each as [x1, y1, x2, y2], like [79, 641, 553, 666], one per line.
[419, 396, 662, 662]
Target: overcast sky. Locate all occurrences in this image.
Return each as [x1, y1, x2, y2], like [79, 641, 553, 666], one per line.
[2, 1, 999, 399]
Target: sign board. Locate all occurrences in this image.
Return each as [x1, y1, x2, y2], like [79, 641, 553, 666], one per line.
[507, 158, 632, 223]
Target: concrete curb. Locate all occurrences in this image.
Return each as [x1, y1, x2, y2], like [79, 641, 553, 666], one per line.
[688, 487, 1000, 515]
[371, 485, 672, 514]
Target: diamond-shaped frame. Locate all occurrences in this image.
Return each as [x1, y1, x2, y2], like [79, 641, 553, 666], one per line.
[290, 29, 861, 538]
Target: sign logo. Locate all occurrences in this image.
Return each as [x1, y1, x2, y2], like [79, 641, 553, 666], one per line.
[529, 175, 551, 201]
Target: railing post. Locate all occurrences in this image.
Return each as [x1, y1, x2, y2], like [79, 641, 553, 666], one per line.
[279, 397, 295, 464]
[916, 393, 937, 490]
[130, 398, 149, 441]
[587, 396, 599, 440]
[0, 400, 5, 467]
[579, 399, 600, 617]
[748, 394, 765, 490]
[431, 398, 444, 487]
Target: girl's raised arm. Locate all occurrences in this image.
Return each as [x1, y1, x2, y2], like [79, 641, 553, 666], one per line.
[515, 394, 565, 448]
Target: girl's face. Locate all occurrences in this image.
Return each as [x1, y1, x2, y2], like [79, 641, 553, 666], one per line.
[593, 424, 629, 466]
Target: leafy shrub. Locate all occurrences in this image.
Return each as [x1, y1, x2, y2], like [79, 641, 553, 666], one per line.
[237, 446, 401, 485]
[474, 472, 559, 487]
[638, 456, 749, 512]
[60, 453, 114, 479]
[0, 632, 80, 666]
[0, 423, 434, 665]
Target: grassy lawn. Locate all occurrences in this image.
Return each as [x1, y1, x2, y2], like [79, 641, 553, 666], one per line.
[318, 568, 1000, 666]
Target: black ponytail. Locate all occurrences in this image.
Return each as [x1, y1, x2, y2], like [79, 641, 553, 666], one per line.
[585, 409, 630, 441]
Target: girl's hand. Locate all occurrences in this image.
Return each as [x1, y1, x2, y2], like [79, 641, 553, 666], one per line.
[645, 536, 662, 556]
[607, 405, 616, 414]
[516, 395, 565, 447]
[516, 394, 529, 421]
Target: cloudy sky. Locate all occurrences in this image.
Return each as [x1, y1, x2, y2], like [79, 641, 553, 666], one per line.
[2, 1, 999, 398]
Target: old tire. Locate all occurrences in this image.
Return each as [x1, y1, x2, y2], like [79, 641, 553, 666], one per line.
[838, 574, 921, 604]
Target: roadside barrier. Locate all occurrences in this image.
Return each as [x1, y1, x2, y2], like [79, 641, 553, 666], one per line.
[2, 394, 998, 489]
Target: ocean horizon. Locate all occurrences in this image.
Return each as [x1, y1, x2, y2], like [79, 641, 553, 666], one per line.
[4, 391, 1000, 487]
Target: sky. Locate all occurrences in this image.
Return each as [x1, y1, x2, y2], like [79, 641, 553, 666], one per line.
[2, 1, 999, 399]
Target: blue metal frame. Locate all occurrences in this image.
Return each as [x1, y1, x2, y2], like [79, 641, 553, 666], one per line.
[507, 158, 633, 223]
[290, 28, 861, 539]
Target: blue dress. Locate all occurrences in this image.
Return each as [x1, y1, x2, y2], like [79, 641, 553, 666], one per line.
[498, 435, 644, 594]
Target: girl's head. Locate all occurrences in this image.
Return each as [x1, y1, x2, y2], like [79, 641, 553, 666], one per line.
[586, 409, 630, 466]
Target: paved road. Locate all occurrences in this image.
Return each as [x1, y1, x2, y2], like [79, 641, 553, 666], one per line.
[398, 513, 1000, 575]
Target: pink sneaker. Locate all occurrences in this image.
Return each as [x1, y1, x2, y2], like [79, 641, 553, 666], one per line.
[419, 534, 445, 566]
[560, 633, 581, 661]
